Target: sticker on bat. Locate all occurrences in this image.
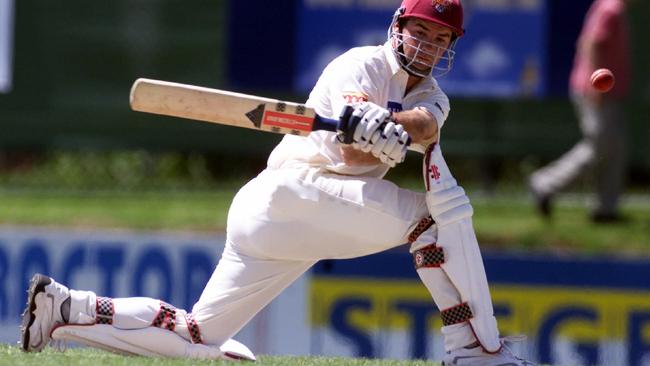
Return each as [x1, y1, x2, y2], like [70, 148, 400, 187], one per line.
[262, 111, 314, 132]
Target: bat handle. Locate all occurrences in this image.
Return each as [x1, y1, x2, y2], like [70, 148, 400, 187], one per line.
[312, 114, 340, 133]
[313, 105, 354, 134]
[313, 105, 356, 144]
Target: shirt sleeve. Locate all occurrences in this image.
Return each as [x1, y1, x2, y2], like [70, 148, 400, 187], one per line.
[415, 90, 450, 129]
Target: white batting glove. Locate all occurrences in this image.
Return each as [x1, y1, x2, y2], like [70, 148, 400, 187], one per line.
[335, 102, 410, 167]
[349, 103, 392, 150]
[367, 121, 410, 167]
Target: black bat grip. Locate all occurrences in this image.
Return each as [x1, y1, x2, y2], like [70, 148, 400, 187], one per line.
[312, 105, 356, 143]
[312, 115, 338, 132]
[335, 105, 357, 144]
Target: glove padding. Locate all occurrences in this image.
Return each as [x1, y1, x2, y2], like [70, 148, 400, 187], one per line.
[337, 102, 410, 167]
[364, 122, 410, 167]
[350, 103, 392, 146]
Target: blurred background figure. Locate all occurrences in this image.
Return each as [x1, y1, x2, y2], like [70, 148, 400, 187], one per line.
[528, 0, 632, 223]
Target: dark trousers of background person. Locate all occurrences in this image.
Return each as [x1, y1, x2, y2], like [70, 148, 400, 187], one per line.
[530, 94, 626, 219]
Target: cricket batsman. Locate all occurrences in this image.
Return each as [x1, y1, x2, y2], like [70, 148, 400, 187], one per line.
[21, 1, 534, 364]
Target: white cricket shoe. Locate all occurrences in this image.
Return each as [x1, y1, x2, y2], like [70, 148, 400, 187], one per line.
[20, 274, 71, 352]
[442, 341, 536, 366]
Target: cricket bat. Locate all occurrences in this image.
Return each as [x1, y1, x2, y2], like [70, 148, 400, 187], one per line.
[129, 78, 348, 136]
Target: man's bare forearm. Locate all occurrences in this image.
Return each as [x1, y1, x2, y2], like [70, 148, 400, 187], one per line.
[393, 108, 439, 145]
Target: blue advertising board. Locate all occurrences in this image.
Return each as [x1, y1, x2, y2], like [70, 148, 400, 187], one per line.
[2, 225, 648, 365]
[0, 226, 311, 355]
[437, 0, 547, 97]
[293, 0, 548, 97]
[293, 1, 394, 92]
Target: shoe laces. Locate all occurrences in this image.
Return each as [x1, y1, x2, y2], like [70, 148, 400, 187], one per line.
[500, 335, 537, 365]
[51, 339, 68, 353]
[501, 334, 527, 344]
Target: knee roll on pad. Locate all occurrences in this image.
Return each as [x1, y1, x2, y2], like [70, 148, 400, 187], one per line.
[425, 185, 473, 227]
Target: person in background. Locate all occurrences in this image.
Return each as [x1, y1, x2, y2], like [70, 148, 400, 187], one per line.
[529, 0, 632, 223]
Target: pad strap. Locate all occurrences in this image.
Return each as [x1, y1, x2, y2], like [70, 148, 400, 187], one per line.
[408, 216, 434, 243]
[413, 244, 445, 269]
[96, 297, 114, 325]
[185, 313, 203, 344]
[441, 302, 474, 326]
[151, 301, 176, 331]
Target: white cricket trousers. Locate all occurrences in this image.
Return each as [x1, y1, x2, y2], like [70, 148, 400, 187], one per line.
[191, 167, 430, 346]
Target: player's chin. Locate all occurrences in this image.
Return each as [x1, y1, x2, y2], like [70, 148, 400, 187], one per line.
[410, 56, 433, 69]
[411, 63, 433, 75]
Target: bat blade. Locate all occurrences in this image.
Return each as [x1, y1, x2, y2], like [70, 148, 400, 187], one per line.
[129, 78, 339, 136]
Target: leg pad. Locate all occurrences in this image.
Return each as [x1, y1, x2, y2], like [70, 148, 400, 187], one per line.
[51, 324, 255, 360]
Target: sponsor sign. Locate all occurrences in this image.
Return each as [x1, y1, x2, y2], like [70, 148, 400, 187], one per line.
[310, 251, 650, 366]
[294, 1, 393, 92]
[294, 0, 547, 97]
[342, 91, 369, 104]
[0, 226, 223, 343]
[0, 226, 309, 355]
[438, 0, 547, 97]
[0, 0, 14, 93]
[4, 225, 650, 366]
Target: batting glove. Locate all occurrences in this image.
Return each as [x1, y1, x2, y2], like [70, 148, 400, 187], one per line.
[351, 103, 392, 150]
[367, 121, 410, 167]
[336, 102, 391, 146]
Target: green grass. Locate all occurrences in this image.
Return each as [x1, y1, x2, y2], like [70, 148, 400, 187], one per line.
[1, 187, 649, 255]
[0, 189, 234, 232]
[470, 193, 650, 255]
[0, 344, 439, 366]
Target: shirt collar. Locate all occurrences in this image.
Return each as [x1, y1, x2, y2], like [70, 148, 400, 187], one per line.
[383, 41, 404, 76]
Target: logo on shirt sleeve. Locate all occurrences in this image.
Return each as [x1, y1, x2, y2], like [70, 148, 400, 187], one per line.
[387, 101, 403, 113]
[341, 91, 369, 104]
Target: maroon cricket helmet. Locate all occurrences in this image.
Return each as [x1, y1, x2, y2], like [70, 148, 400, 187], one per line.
[397, 0, 465, 37]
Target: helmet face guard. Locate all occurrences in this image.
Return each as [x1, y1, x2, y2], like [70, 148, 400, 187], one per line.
[387, 1, 463, 78]
[390, 28, 457, 78]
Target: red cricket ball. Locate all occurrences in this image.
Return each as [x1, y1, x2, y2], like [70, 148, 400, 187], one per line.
[590, 68, 615, 93]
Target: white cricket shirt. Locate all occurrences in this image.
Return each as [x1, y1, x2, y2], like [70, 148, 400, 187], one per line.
[268, 41, 450, 178]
